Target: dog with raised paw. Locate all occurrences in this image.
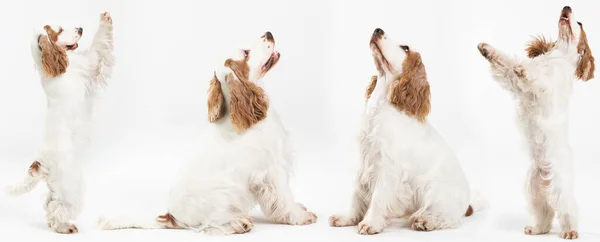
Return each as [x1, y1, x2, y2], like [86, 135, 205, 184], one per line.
[477, 6, 594, 240]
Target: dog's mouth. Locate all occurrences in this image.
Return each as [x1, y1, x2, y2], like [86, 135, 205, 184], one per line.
[560, 14, 570, 25]
[559, 7, 572, 26]
[66, 43, 79, 51]
[261, 52, 280, 72]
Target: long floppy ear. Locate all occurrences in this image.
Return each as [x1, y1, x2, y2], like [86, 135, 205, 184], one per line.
[226, 73, 269, 132]
[207, 73, 225, 122]
[576, 23, 595, 81]
[365, 75, 377, 100]
[38, 34, 69, 78]
[525, 35, 555, 58]
[388, 52, 431, 122]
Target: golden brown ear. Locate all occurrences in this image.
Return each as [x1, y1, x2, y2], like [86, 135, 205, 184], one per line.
[525, 35, 555, 58]
[38, 34, 69, 78]
[227, 73, 269, 132]
[225, 59, 250, 81]
[207, 73, 225, 122]
[388, 52, 431, 122]
[365, 75, 377, 100]
[576, 23, 595, 81]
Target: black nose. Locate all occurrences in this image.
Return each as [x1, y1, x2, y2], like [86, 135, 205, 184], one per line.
[563, 6, 571, 11]
[264, 31, 274, 42]
[374, 28, 384, 36]
[77, 27, 83, 35]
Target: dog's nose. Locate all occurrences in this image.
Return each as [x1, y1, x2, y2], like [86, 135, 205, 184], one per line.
[264, 31, 274, 42]
[563, 6, 571, 11]
[77, 27, 83, 35]
[373, 28, 384, 36]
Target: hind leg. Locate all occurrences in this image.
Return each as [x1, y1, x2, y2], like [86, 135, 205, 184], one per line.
[409, 185, 468, 231]
[202, 215, 254, 235]
[44, 169, 83, 234]
[524, 167, 555, 235]
[45, 194, 80, 234]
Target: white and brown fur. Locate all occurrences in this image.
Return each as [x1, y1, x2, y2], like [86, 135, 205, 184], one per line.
[478, 6, 594, 240]
[330, 28, 480, 235]
[97, 32, 317, 235]
[4, 12, 114, 234]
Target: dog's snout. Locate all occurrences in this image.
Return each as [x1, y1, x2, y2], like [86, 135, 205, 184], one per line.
[77, 27, 83, 35]
[264, 31, 274, 42]
[373, 28, 384, 36]
[563, 6, 571, 11]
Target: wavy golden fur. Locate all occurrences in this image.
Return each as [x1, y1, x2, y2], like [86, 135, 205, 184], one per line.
[525, 35, 556, 58]
[38, 29, 69, 78]
[207, 59, 269, 132]
[576, 23, 595, 81]
[388, 51, 431, 122]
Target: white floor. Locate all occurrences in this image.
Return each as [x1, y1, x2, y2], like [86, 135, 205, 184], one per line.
[1, 148, 599, 242]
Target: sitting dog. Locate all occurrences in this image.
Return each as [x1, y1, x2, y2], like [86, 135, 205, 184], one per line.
[477, 6, 594, 240]
[330, 28, 477, 235]
[98, 31, 317, 235]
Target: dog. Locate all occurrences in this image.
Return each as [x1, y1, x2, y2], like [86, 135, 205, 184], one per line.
[477, 6, 594, 240]
[329, 28, 478, 235]
[97, 31, 317, 235]
[4, 12, 114, 234]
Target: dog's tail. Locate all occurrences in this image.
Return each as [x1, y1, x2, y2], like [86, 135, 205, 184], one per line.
[98, 213, 183, 230]
[4, 161, 47, 196]
[465, 189, 488, 217]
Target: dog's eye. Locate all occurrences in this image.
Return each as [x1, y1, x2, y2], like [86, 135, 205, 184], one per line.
[243, 50, 250, 57]
[400, 45, 410, 52]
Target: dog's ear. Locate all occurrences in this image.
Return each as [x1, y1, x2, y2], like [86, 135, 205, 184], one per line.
[207, 73, 225, 123]
[525, 35, 555, 58]
[226, 73, 269, 132]
[225, 58, 250, 82]
[388, 52, 431, 122]
[576, 23, 595, 81]
[38, 33, 69, 78]
[365, 75, 377, 100]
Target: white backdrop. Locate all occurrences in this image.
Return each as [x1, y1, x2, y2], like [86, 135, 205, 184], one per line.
[0, 0, 599, 241]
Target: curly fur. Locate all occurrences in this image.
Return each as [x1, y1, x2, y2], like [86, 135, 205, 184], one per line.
[388, 52, 431, 122]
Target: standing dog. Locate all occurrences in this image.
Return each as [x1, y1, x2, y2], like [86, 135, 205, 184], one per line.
[478, 6, 594, 240]
[5, 12, 115, 234]
[330, 28, 477, 235]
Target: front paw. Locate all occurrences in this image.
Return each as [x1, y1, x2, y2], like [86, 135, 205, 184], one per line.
[560, 230, 579, 240]
[477, 42, 495, 59]
[329, 214, 360, 227]
[287, 210, 318, 225]
[100, 12, 113, 25]
[357, 220, 384, 235]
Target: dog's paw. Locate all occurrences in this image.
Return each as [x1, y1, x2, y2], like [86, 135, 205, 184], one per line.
[231, 216, 253, 234]
[100, 12, 112, 25]
[287, 211, 317, 225]
[357, 221, 383, 235]
[560, 230, 579, 240]
[329, 214, 359, 227]
[410, 216, 436, 231]
[477, 42, 495, 59]
[524, 225, 550, 235]
[55, 223, 78, 234]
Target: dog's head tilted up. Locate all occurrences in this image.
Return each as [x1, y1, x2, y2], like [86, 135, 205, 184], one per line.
[369, 28, 430, 122]
[207, 31, 281, 132]
[36, 24, 84, 78]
